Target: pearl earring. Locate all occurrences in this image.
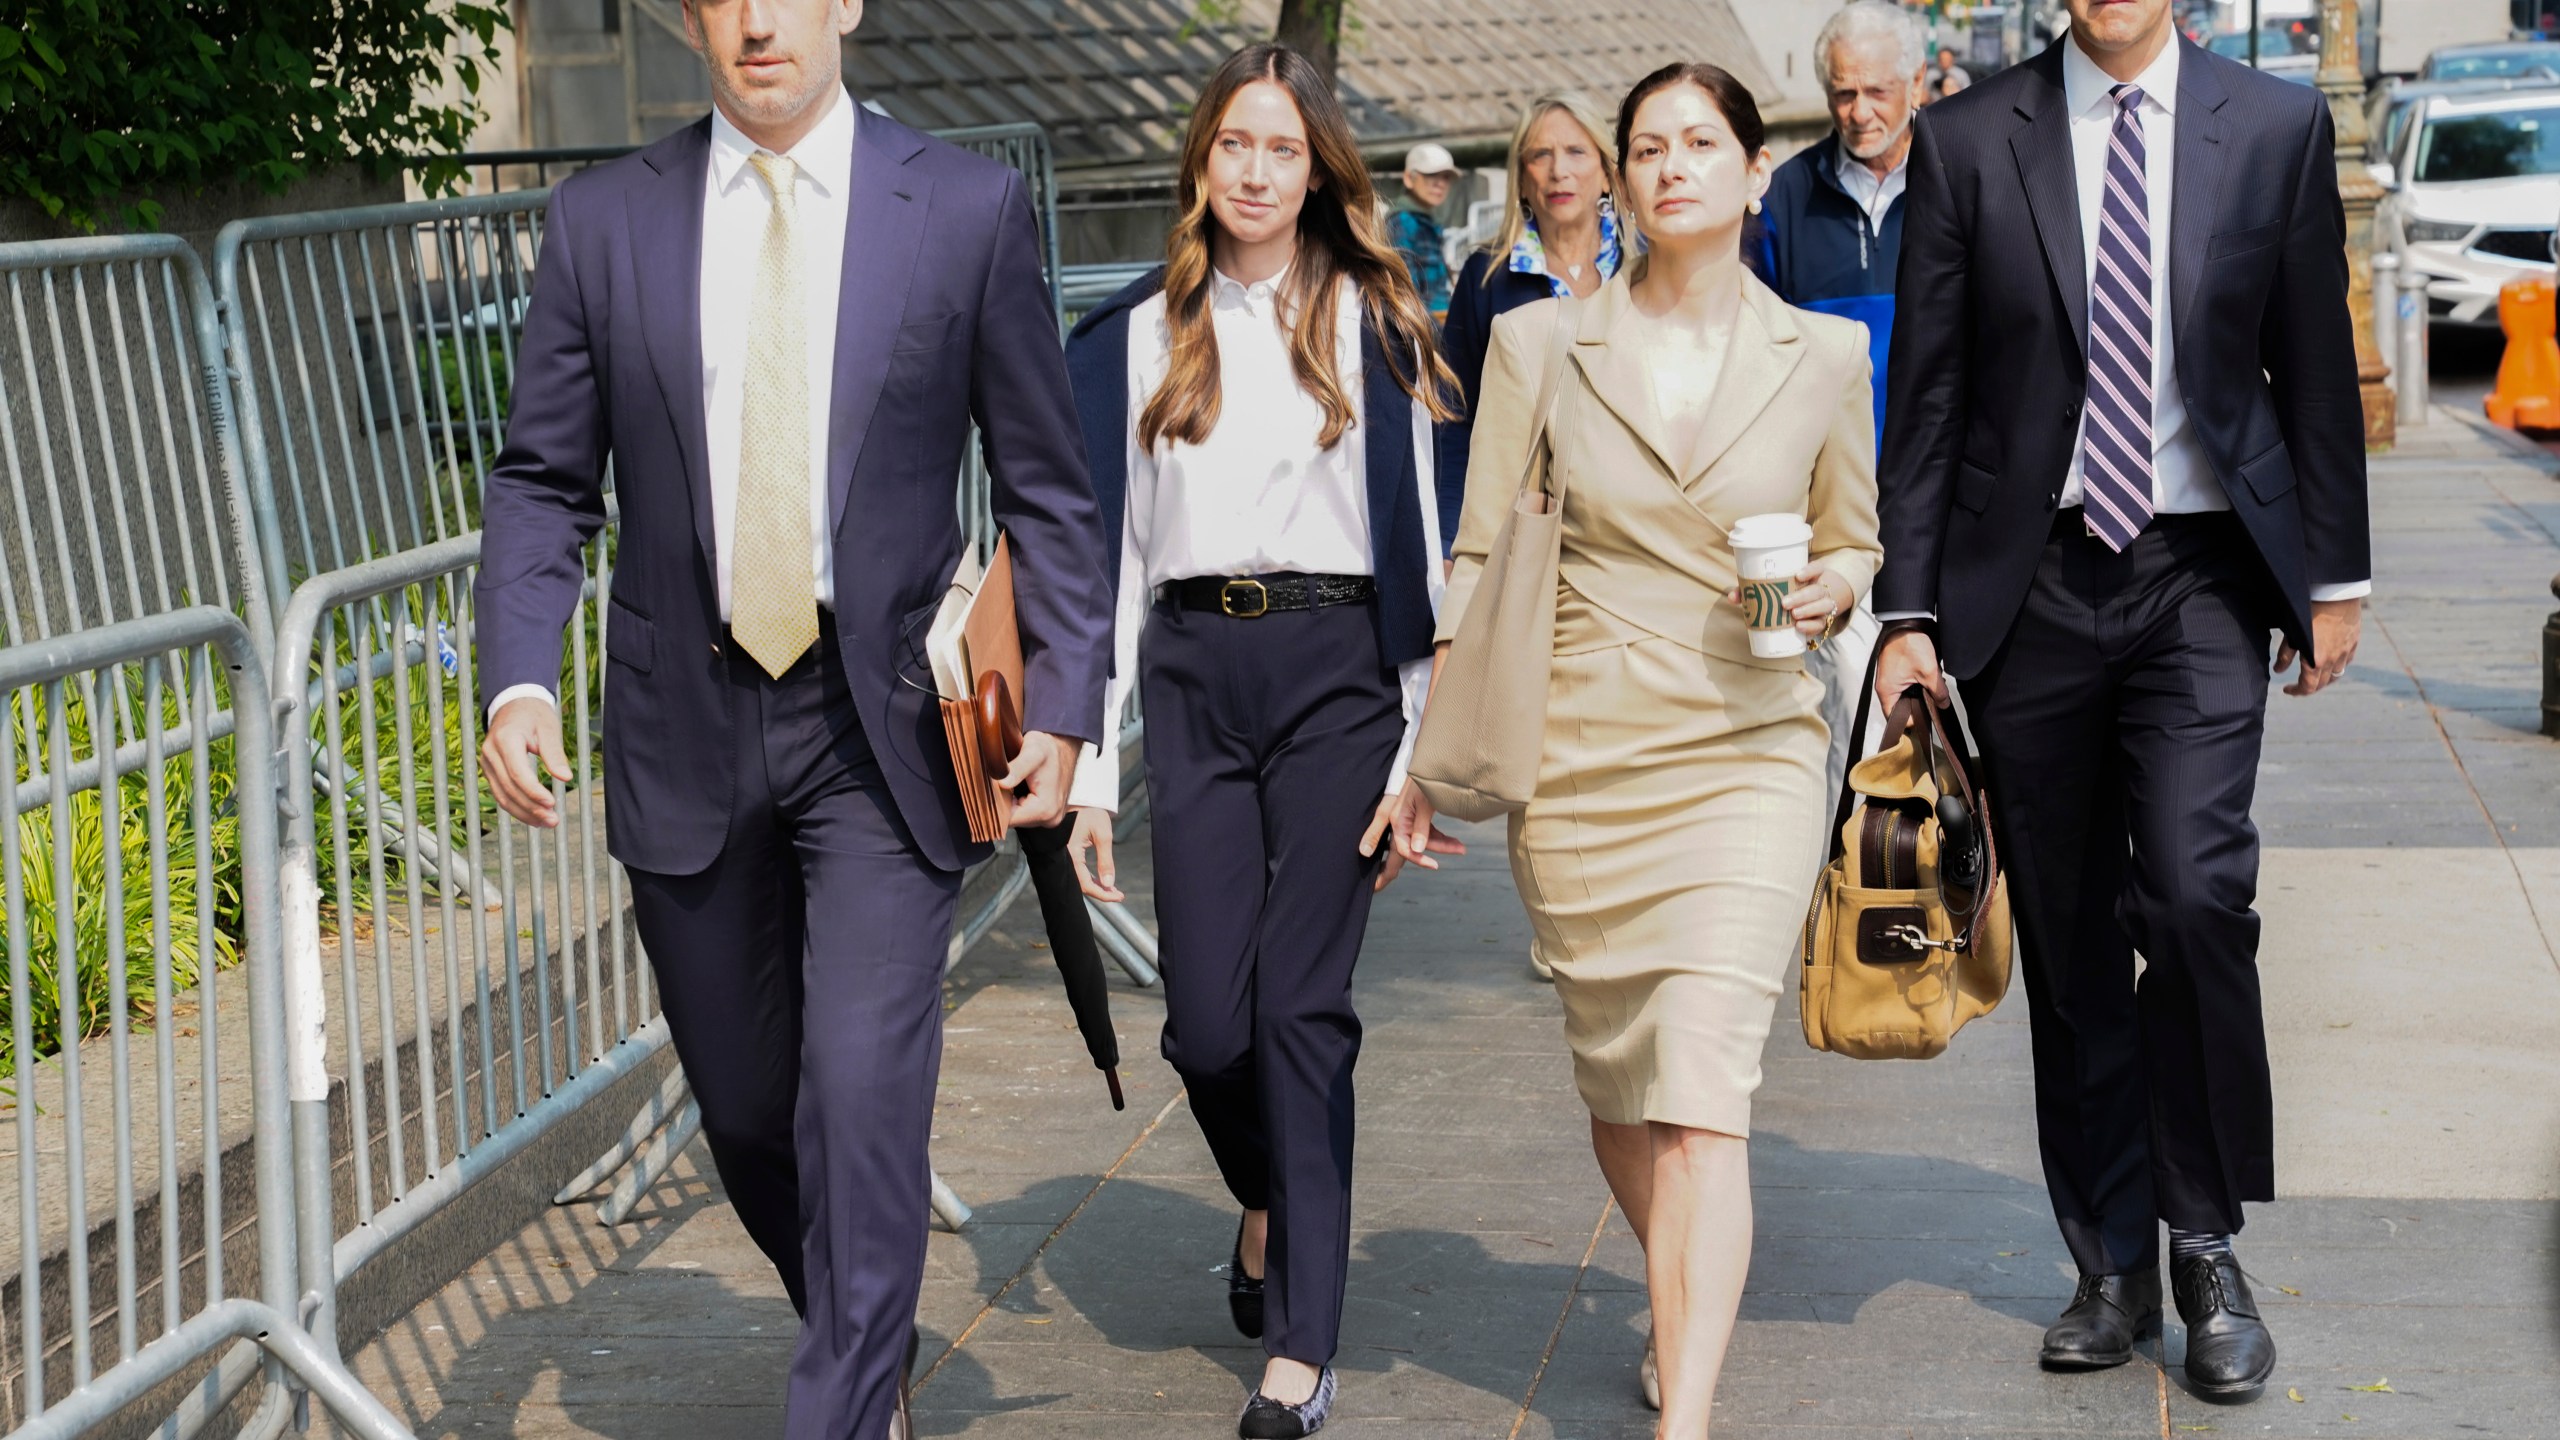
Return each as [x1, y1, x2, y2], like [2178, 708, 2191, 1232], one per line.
[1748, 197, 1763, 215]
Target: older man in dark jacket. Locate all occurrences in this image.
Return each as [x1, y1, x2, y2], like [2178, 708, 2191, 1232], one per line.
[1748, 0, 1928, 448]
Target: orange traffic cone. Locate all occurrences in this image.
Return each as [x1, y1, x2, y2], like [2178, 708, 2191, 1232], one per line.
[2486, 276, 2560, 431]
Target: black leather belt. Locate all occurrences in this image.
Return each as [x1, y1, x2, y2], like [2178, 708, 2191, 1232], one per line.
[2050, 507, 2242, 541]
[1167, 573, 1376, 618]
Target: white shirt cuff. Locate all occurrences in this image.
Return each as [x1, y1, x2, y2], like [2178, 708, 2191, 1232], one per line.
[1874, 611, 1937, 624]
[487, 684, 558, 726]
[2308, 581, 2372, 603]
[1384, 656, 1433, 798]
[1067, 737, 1118, 813]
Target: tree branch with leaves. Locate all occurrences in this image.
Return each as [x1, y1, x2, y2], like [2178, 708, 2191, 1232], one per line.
[1189, 0, 1356, 85]
[0, 0, 509, 232]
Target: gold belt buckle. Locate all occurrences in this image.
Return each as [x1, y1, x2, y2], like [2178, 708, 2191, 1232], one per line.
[1220, 578, 1270, 618]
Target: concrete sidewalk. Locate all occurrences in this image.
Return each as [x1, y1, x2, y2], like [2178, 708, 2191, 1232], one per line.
[336, 408, 2560, 1439]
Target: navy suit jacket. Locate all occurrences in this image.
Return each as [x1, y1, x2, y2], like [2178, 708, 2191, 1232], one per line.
[475, 110, 1113, 875]
[1878, 38, 2370, 678]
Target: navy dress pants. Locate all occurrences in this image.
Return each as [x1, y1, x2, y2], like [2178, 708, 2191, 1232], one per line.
[1964, 513, 2279, 1278]
[622, 631, 960, 1440]
[1140, 594, 1404, 1366]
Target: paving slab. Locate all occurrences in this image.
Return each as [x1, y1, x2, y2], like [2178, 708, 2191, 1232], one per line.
[334, 409, 2560, 1438]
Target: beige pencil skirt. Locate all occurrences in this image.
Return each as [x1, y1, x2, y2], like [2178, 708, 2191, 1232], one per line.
[1508, 592, 1832, 1138]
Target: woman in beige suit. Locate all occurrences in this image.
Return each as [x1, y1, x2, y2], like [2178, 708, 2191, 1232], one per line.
[1396, 63, 1880, 1437]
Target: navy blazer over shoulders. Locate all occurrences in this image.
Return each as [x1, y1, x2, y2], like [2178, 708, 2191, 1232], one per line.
[1064, 266, 1440, 669]
[1433, 250, 1555, 547]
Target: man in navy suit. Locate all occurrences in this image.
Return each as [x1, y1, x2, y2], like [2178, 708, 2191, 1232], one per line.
[1873, 0, 2369, 1405]
[473, 2, 1112, 1434]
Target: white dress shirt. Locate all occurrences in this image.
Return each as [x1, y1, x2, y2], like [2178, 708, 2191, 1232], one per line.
[1834, 145, 1907, 231]
[1068, 266, 1444, 811]
[1879, 38, 2367, 623]
[489, 90, 857, 720]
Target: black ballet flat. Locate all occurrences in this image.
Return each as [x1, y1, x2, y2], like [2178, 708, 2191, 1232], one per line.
[1228, 1220, 1265, 1339]
[1238, 1366, 1336, 1438]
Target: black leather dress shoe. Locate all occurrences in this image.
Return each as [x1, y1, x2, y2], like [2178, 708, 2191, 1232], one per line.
[1229, 1220, 1266, 1339]
[2040, 1269, 2163, 1370]
[2173, 1252, 2277, 1403]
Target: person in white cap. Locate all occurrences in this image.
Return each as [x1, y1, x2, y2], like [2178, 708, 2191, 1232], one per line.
[1388, 141, 1460, 317]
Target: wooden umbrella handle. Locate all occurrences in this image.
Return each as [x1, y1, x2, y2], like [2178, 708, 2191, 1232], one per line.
[975, 670, 1024, 782]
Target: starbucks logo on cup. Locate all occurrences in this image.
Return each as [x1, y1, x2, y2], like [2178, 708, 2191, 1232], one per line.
[1729, 512, 1815, 659]
[1742, 576, 1794, 630]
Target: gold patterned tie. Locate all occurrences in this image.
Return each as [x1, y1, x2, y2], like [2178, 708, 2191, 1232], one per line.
[731, 152, 819, 678]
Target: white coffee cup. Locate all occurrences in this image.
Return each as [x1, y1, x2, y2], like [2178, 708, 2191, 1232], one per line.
[1730, 513, 1815, 659]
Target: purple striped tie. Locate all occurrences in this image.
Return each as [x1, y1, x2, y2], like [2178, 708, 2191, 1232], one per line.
[2082, 83, 2155, 552]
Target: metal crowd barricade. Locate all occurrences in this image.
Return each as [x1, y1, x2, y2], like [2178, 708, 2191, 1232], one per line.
[0, 237, 269, 654]
[0, 115, 1148, 1438]
[159, 518, 647, 1440]
[424, 146, 639, 198]
[1060, 262, 1157, 331]
[97, 193, 582, 1440]
[268, 528, 666, 1336]
[0, 608, 410, 1440]
[414, 123, 1066, 328]
[210, 195, 548, 922]
[212, 193, 541, 595]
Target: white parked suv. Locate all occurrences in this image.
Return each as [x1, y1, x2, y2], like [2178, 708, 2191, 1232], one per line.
[2382, 86, 2560, 327]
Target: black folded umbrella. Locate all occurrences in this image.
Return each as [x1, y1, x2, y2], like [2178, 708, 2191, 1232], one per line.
[1016, 820, 1125, 1110]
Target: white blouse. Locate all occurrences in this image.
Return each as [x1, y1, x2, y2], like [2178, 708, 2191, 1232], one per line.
[1069, 266, 1443, 812]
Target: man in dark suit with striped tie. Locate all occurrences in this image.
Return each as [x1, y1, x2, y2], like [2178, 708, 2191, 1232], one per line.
[1870, 0, 2370, 1405]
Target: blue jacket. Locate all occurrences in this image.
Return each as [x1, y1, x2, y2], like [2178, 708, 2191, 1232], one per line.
[1747, 133, 1904, 445]
[1061, 267, 1440, 669]
[1433, 249, 1558, 550]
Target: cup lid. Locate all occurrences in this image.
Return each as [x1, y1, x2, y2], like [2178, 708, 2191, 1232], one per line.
[1729, 513, 1813, 549]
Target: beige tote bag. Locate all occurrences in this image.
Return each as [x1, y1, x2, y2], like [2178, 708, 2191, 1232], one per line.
[1407, 299, 1582, 822]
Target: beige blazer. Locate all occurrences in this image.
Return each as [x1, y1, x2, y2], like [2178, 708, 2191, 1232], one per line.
[1438, 264, 1883, 670]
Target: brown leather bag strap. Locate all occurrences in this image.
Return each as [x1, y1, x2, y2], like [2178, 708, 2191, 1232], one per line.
[1878, 691, 1928, 752]
[1922, 696, 1987, 817]
[1921, 696, 2003, 948]
[1825, 639, 1889, 861]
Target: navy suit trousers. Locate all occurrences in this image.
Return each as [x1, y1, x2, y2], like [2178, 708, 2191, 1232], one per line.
[1141, 596, 1403, 1367]
[1965, 514, 2279, 1275]
[622, 629, 960, 1440]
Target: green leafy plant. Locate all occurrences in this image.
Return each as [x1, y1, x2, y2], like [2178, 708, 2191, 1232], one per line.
[1185, 0, 1359, 80]
[423, 332, 515, 435]
[307, 589, 487, 931]
[1, 508, 607, 1082]
[4, 665, 244, 1080]
[303, 550, 606, 935]
[0, 0, 510, 233]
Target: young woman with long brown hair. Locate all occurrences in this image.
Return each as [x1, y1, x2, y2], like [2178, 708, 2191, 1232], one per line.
[1056, 41, 1460, 1439]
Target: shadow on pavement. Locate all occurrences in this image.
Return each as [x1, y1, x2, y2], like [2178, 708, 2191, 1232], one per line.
[916, 1130, 2075, 1431]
